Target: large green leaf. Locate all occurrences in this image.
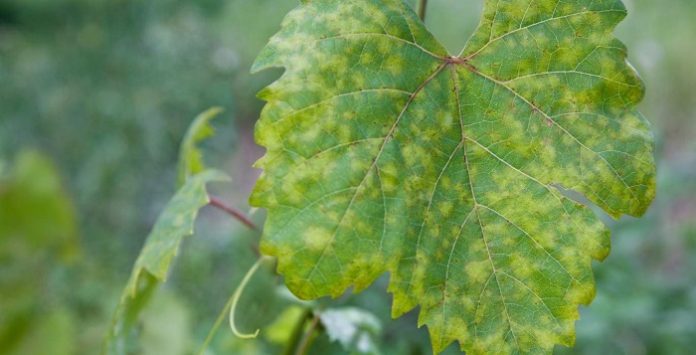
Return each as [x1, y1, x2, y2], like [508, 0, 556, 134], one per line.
[104, 170, 228, 354]
[250, 0, 655, 353]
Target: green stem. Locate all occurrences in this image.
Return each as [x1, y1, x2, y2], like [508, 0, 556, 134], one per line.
[282, 309, 312, 355]
[417, 0, 428, 21]
[294, 313, 322, 355]
[196, 292, 236, 355]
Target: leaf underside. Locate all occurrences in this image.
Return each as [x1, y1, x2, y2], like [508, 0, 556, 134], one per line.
[250, 0, 655, 353]
[105, 170, 228, 354]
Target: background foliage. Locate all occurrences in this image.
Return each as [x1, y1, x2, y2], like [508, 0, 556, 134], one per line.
[0, 0, 694, 354]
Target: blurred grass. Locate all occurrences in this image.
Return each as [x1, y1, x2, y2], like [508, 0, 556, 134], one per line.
[1, 0, 695, 354]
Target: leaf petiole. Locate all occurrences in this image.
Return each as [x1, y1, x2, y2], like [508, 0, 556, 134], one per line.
[209, 195, 258, 230]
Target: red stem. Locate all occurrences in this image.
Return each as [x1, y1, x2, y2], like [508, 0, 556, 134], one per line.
[208, 196, 258, 230]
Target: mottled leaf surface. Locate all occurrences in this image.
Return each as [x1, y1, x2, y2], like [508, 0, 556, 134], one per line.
[250, 0, 655, 353]
[105, 170, 228, 354]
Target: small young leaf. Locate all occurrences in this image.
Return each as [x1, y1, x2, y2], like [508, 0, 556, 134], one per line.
[250, 0, 656, 353]
[104, 170, 229, 354]
[178, 107, 224, 186]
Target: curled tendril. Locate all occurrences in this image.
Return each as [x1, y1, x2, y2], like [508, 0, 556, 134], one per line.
[229, 256, 273, 338]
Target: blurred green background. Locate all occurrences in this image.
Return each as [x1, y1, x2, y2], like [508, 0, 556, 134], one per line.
[0, 0, 694, 354]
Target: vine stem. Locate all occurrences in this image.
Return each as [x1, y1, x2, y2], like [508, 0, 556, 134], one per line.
[294, 313, 322, 355]
[282, 309, 312, 355]
[417, 0, 428, 21]
[209, 195, 258, 230]
[196, 291, 236, 355]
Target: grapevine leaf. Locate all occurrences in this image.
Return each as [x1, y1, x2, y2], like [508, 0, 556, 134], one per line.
[0, 151, 79, 352]
[177, 107, 224, 187]
[0, 150, 79, 259]
[104, 170, 229, 354]
[250, 0, 655, 353]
